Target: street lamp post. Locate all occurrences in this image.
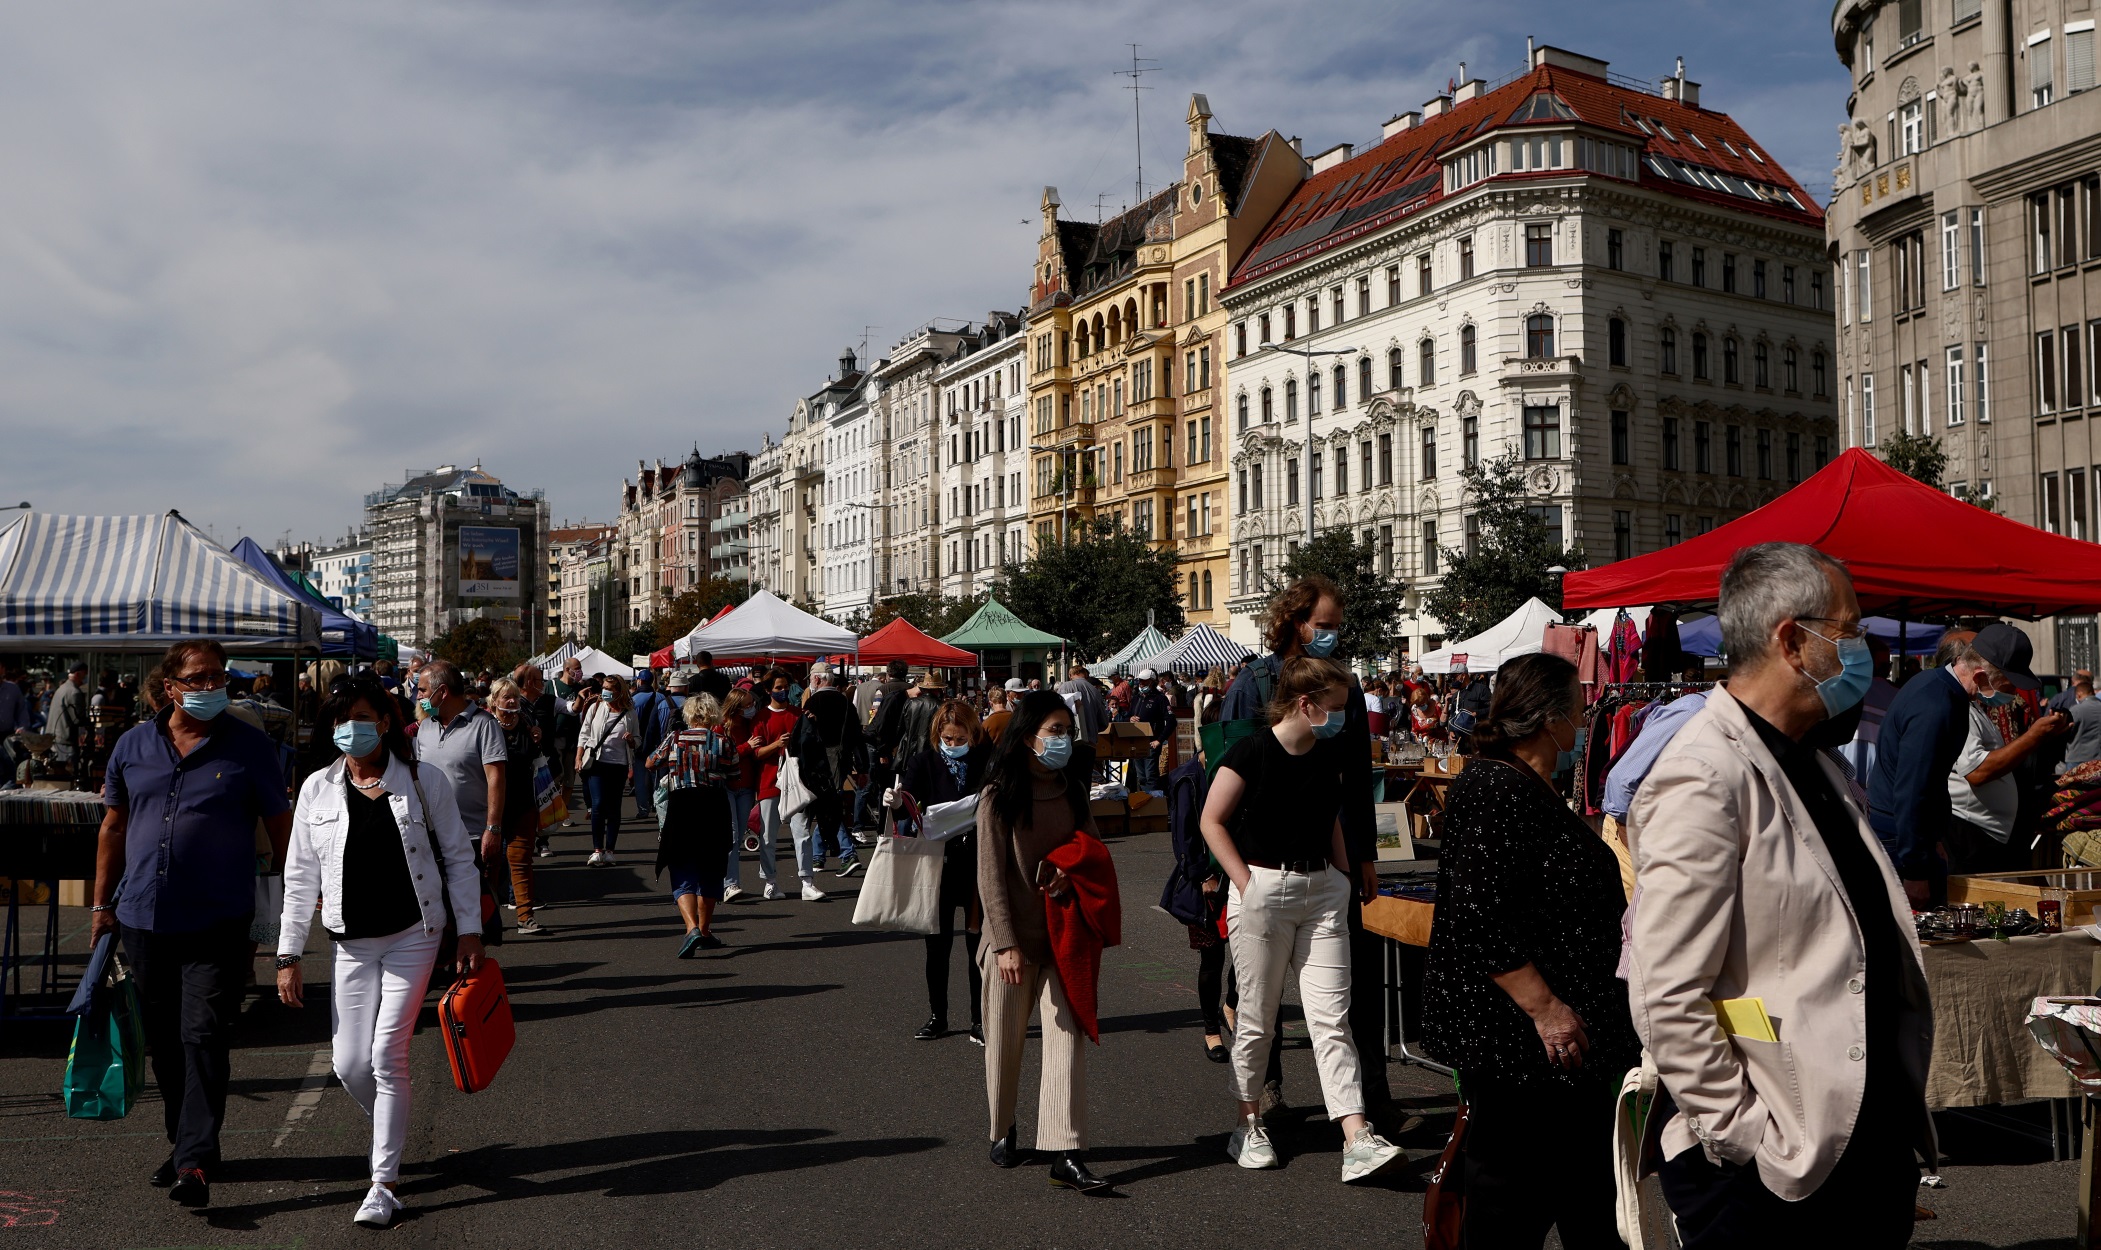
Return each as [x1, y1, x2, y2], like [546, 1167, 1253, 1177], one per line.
[1259, 343, 1357, 545]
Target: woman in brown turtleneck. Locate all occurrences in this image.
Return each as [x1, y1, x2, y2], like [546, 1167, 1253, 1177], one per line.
[976, 690, 1112, 1195]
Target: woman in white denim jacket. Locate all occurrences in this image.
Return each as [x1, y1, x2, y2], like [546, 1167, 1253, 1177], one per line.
[276, 676, 482, 1230]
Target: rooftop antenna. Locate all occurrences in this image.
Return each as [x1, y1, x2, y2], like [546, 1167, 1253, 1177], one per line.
[859, 325, 879, 367]
[1113, 44, 1160, 205]
[1095, 192, 1111, 223]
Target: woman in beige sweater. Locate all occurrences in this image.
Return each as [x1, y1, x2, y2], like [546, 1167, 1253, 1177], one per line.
[977, 690, 1112, 1195]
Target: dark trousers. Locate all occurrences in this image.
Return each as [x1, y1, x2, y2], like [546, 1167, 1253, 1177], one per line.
[121, 918, 252, 1173]
[1459, 1073, 1622, 1250]
[926, 850, 979, 1025]
[1658, 1087, 1917, 1249]
[1197, 941, 1226, 1034]
[1346, 892, 1390, 1109]
[1945, 815, 2024, 876]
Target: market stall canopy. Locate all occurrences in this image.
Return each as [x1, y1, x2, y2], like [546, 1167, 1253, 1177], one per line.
[676, 588, 855, 660]
[648, 644, 676, 669]
[1678, 613, 1947, 659]
[1577, 605, 1652, 639]
[1417, 597, 1563, 675]
[940, 597, 1064, 651]
[673, 602, 740, 661]
[1135, 623, 1243, 676]
[1087, 624, 1171, 678]
[229, 537, 378, 658]
[535, 642, 576, 674]
[838, 617, 976, 668]
[558, 646, 632, 679]
[1563, 449, 2101, 618]
[0, 511, 321, 653]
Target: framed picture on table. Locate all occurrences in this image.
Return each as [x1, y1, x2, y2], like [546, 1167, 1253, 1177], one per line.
[1373, 799, 1418, 861]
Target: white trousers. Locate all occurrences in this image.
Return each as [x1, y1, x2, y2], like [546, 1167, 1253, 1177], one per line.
[1224, 864, 1364, 1118]
[331, 924, 441, 1183]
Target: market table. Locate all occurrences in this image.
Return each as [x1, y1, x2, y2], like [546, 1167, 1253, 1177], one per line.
[1362, 893, 1449, 1075]
[1923, 930, 2098, 1110]
[0, 789, 103, 1020]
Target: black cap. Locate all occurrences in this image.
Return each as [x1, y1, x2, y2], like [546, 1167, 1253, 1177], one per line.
[1969, 622, 2041, 690]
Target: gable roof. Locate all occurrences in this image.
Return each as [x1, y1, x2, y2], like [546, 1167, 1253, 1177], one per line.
[1230, 63, 1821, 288]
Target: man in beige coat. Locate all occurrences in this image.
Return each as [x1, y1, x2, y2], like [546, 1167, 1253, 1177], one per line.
[1628, 542, 1932, 1246]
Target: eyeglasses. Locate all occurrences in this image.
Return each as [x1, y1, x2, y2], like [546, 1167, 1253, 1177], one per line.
[1797, 617, 1866, 641]
[166, 671, 229, 691]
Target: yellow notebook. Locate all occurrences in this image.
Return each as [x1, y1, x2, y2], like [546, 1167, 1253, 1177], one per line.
[1713, 997, 1778, 1043]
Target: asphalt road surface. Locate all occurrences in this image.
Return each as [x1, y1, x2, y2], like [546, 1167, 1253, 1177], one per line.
[0, 809, 2085, 1247]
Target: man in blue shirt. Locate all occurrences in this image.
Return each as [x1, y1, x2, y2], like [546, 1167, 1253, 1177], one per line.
[1868, 622, 2042, 906]
[90, 640, 291, 1209]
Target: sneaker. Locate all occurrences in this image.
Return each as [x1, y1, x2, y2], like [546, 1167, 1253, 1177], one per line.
[722, 885, 746, 903]
[1228, 1115, 1279, 1169]
[851, 830, 876, 846]
[1339, 1127, 1406, 1184]
[536, 838, 552, 858]
[586, 850, 605, 867]
[503, 902, 517, 911]
[601, 853, 618, 867]
[801, 882, 829, 902]
[1260, 1080, 1287, 1117]
[763, 884, 786, 901]
[696, 932, 726, 950]
[836, 859, 862, 878]
[967, 1025, 985, 1048]
[514, 918, 546, 936]
[812, 859, 827, 873]
[354, 1183, 401, 1228]
[678, 930, 704, 960]
[914, 1016, 947, 1041]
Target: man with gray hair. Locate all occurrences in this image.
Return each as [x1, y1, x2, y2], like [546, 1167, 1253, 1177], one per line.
[1628, 542, 1931, 1244]
[414, 661, 508, 871]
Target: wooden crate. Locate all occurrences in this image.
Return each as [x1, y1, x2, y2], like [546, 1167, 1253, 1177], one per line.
[1946, 869, 2101, 925]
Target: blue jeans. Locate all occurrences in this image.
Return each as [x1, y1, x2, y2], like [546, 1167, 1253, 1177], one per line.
[631, 763, 659, 819]
[810, 794, 856, 864]
[724, 787, 754, 893]
[585, 761, 626, 852]
[1130, 750, 1161, 792]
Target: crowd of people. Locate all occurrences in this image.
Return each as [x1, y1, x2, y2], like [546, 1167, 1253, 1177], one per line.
[35, 541, 2084, 1241]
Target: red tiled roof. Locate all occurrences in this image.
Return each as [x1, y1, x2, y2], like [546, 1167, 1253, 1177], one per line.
[1229, 63, 1822, 289]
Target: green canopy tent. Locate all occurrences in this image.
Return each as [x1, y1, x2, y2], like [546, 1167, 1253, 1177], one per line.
[941, 597, 1066, 688]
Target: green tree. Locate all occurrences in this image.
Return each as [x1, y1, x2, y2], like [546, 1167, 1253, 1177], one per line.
[1878, 430, 1947, 489]
[991, 516, 1185, 659]
[651, 576, 753, 650]
[1270, 529, 1411, 665]
[428, 618, 524, 675]
[867, 590, 984, 640]
[1420, 452, 1585, 641]
[1954, 483, 2001, 514]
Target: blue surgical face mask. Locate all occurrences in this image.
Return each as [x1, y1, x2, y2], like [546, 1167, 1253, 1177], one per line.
[417, 696, 436, 718]
[1556, 718, 1587, 773]
[1309, 705, 1346, 739]
[1035, 732, 1072, 770]
[1305, 628, 1340, 659]
[334, 720, 383, 758]
[179, 688, 228, 721]
[940, 742, 970, 759]
[1801, 627, 1874, 717]
[1980, 689, 2015, 707]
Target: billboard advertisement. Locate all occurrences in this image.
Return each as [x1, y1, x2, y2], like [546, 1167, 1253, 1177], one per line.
[458, 526, 521, 599]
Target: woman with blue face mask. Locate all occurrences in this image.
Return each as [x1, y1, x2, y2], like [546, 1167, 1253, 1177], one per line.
[975, 690, 1113, 1195]
[276, 677, 483, 1231]
[1419, 652, 1639, 1249]
[1198, 656, 1406, 1185]
[890, 698, 993, 1043]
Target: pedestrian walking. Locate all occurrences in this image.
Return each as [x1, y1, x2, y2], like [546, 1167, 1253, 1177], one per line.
[891, 697, 991, 1044]
[1200, 655, 1404, 1183]
[977, 690, 1114, 1195]
[412, 662, 508, 882]
[749, 670, 808, 900]
[1124, 667, 1175, 793]
[691, 649, 732, 703]
[1422, 653, 1636, 1246]
[718, 686, 760, 901]
[574, 675, 636, 867]
[647, 693, 738, 957]
[49, 660, 89, 773]
[275, 676, 482, 1230]
[791, 666, 864, 890]
[91, 640, 293, 1209]
[486, 678, 547, 935]
[629, 670, 676, 822]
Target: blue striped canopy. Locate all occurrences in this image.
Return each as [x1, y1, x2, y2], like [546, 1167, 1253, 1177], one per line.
[1087, 625, 1172, 678]
[1134, 623, 1245, 677]
[0, 512, 322, 652]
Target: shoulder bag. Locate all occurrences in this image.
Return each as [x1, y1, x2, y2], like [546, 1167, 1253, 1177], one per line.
[775, 740, 816, 818]
[1422, 1098, 1469, 1250]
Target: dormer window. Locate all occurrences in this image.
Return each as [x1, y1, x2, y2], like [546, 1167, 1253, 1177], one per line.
[1445, 143, 1497, 191]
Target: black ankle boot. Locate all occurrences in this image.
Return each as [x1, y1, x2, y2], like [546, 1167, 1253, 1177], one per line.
[989, 1125, 1021, 1169]
[1047, 1152, 1112, 1194]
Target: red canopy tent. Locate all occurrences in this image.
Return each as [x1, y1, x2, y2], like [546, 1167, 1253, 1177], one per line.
[649, 601, 743, 668]
[832, 616, 976, 668]
[1563, 449, 2101, 619]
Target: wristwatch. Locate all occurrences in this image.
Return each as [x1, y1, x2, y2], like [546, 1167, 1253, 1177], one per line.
[275, 955, 302, 970]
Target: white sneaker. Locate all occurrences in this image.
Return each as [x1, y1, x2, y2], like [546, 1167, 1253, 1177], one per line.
[353, 1183, 401, 1229]
[722, 885, 746, 903]
[586, 850, 605, 867]
[601, 853, 618, 867]
[1228, 1114, 1279, 1169]
[763, 884, 786, 901]
[1339, 1127, 1405, 1183]
[801, 882, 828, 902]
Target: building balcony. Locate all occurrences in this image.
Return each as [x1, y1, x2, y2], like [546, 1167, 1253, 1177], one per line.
[1177, 531, 1220, 555]
[1499, 354, 1584, 386]
[708, 511, 749, 532]
[1127, 465, 1177, 493]
[1044, 420, 1095, 449]
[710, 539, 750, 560]
[791, 458, 824, 481]
[1125, 395, 1175, 423]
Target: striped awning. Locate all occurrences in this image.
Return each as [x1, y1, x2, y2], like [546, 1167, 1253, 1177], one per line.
[0, 512, 322, 652]
[1087, 625, 1171, 678]
[1134, 623, 1246, 676]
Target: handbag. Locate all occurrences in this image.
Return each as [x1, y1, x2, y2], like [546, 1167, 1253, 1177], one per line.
[437, 957, 515, 1093]
[64, 949, 145, 1120]
[1613, 1052, 1675, 1249]
[849, 834, 947, 934]
[776, 751, 816, 819]
[1422, 1098, 1470, 1250]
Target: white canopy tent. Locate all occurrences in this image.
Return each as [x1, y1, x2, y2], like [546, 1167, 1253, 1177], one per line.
[1086, 625, 1171, 678]
[537, 645, 630, 679]
[1577, 604, 1652, 639]
[1417, 596, 1563, 675]
[674, 588, 857, 660]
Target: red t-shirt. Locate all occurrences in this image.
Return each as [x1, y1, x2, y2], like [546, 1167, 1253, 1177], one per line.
[724, 710, 763, 792]
[753, 706, 800, 800]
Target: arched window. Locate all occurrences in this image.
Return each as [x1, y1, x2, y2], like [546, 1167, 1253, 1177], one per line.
[1724, 337, 1741, 385]
[1784, 346, 1799, 391]
[1202, 569, 1213, 610]
[1237, 393, 1250, 431]
[1661, 327, 1678, 374]
[1308, 372, 1322, 416]
[1106, 307, 1121, 345]
[1092, 313, 1106, 349]
[1692, 332, 1710, 379]
[1419, 337, 1437, 386]
[1608, 317, 1627, 366]
[1260, 386, 1274, 423]
[1285, 378, 1299, 421]
[1525, 313, 1555, 359]
[1358, 356, 1373, 399]
[1388, 347, 1405, 390]
[1754, 342, 1771, 389]
[1333, 363, 1349, 408]
[1461, 324, 1479, 373]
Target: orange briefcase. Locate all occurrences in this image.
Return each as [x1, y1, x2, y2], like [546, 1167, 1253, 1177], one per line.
[437, 959, 514, 1094]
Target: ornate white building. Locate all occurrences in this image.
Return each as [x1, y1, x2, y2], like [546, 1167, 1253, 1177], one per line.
[873, 326, 970, 600]
[933, 313, 1030, 598]
[1221, 45, 1838, 655]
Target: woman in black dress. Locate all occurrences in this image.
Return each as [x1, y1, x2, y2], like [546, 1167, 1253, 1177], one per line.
[890, 698, 992, 1043]
[1422, 652, 1638, 1249]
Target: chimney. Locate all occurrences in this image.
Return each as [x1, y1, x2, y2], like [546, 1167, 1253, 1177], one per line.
[1287, 135, 1303, 154]
[1532, 45, 1611, 78]
[1382, 111, 1421, 138]
[840, 347, 858, 376]
[1453, 78, 1488, 103]
[1309, 142, 1355, 173]
[1422, 94, 1452, 118]
[1662, 57, 1701, 108]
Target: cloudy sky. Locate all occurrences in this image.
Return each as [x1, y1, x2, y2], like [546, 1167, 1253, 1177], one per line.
[0, 1, 1850, 548]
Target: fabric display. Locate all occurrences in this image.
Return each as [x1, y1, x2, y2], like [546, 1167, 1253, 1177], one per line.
[1541, 623, 1603, 703]
[2049, 762, 2101, 863]
[1604, 610, 1643, 686]
[0, 791, 106, 827]
[1573, 685, 1711, 816]
[1641, 609, 1682, 682]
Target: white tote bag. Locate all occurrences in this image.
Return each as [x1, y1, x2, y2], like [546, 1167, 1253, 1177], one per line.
[850, 835, 947, 934]
[775, 752, 816, 818]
